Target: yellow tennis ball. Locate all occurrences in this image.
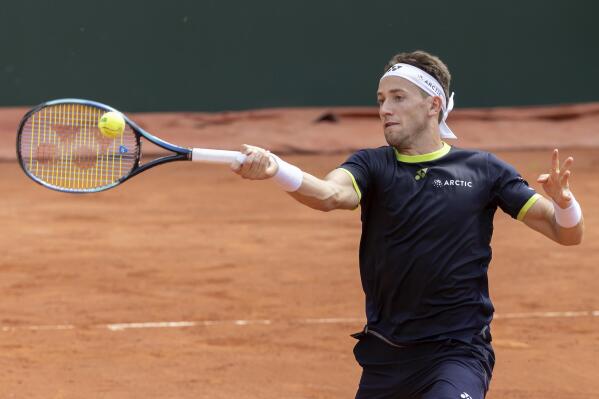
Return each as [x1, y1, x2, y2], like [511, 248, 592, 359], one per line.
[98, 111, 125, 138]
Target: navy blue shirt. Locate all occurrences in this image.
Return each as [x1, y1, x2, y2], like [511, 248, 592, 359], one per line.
[340, 143, 540, 344]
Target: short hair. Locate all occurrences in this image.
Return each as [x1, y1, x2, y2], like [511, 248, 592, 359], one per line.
[384, 50, 451, 100]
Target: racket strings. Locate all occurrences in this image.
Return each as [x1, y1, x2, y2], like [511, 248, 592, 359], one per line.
[19, 104, 139, 191]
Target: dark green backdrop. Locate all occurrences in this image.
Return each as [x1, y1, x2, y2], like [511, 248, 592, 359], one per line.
[1, 1, 597, 111]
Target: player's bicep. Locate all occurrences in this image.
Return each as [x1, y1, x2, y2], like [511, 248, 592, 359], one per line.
[324, 168, 361, 210]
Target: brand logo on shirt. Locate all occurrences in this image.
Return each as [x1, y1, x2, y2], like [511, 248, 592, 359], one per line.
[460, 393, 472, 399]
[433, 179, 473, 188]
[414, 168, 428, 181]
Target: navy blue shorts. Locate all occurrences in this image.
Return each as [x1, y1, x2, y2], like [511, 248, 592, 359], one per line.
[353, 332, 494, 399]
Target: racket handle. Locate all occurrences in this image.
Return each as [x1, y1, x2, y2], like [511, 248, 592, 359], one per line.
[191, 148, 246, 164]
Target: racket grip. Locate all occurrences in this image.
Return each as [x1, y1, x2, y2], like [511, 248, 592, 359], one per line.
[191, 148, 246, 164]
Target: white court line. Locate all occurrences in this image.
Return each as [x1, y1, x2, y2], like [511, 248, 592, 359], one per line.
[107, 319, 273, 331]
[494, 310, 599, 319]
[1, 310, 598, 333]
[1, 324, 75, 332]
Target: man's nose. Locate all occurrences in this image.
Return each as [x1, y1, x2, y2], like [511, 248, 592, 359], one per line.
[379, 100, 393, 117]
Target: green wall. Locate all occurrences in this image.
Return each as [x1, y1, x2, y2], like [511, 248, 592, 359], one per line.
[1, 1, 597, 111]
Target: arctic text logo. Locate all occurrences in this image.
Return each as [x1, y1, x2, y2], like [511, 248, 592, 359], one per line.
[433, 179, 473, 188]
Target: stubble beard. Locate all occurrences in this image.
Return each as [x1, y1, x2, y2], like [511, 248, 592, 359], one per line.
[385, 130, 405, 148]
[384, 127, 414, 149]
[384, 117, 429, 150]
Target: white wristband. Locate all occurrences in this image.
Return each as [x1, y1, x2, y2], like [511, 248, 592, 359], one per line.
[552, 195, 582, 228]
[271, 154, 303, 192]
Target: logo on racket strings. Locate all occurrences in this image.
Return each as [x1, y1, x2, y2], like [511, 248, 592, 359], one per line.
[119, 145, 128, 154]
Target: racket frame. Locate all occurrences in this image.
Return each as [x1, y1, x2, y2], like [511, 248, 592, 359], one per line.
[16, 98, 192, 193]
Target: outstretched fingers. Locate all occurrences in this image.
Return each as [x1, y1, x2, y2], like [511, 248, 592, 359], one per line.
[551, 149, 560, 175]
[545, 150, 574, 185]
[560, 156, 573, 177]
[560, 171, 572, 199]
[537, 173, 550, 183]
[559, 156, 574, 189]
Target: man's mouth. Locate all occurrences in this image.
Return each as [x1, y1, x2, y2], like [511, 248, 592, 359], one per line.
[384, 122, 399, 128]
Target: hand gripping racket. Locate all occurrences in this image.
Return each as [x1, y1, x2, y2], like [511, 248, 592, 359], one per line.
[17, 98, 247, 193]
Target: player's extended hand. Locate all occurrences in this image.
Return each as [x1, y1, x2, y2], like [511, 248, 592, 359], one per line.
[537, 149, 574, 209]
[231, 144, 278, 180]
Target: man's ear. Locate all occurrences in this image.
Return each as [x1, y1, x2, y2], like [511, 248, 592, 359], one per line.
[428, 96, 443, 117]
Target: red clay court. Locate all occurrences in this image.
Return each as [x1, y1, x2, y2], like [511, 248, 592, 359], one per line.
[0, 104, 597, 398]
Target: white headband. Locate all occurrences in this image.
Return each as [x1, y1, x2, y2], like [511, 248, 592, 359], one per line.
[381, 63, 457, 139]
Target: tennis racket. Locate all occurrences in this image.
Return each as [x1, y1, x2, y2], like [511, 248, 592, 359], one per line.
[17, 98, 247, 193]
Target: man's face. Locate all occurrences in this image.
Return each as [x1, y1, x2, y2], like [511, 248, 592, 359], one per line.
[377, 76, 432, 147]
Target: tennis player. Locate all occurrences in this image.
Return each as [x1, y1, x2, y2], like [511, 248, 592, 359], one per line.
[232, 50, 584, 399]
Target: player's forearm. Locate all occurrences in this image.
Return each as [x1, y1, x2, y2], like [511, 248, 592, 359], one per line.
[550, 201, 584, 245]
[552, 218, 584, 246]
[233, 148, 357, 211]
[268, 155, 357, 211]
[523, 195, 584, 245]
[551, 193, 584, 245]
[288, 172, 349, 212]
[528, 196, 584, 245]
